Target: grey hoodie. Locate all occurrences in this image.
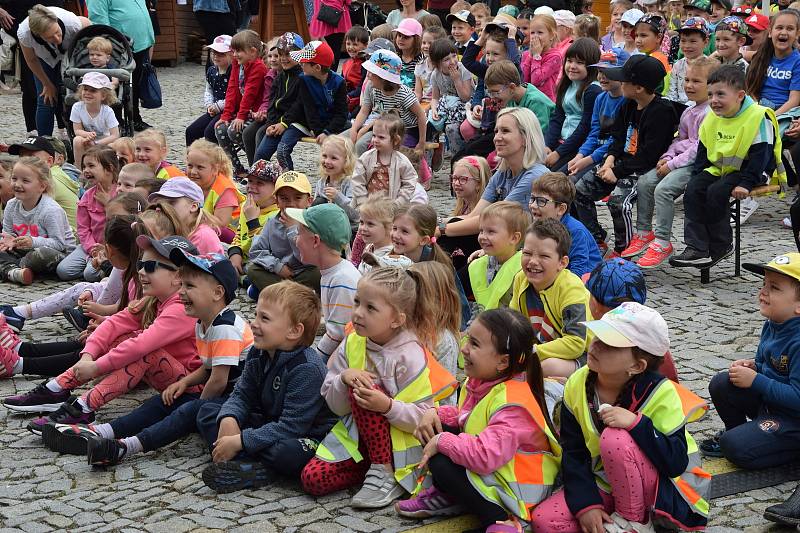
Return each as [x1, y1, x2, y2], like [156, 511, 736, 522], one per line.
[2, 195, 76, 253]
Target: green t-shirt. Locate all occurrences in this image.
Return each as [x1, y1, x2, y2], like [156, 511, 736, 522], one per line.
[508, 84, 556, 135]
[50, 165, 78, 232]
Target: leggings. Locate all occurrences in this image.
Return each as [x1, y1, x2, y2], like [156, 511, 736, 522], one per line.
[301, 386, 393, 496]
[19, 340, 84, 377]
[16, 268, 121, 321]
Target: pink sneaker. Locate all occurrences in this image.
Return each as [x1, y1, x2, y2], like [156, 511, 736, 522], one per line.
[394, 486, 463, 518]
[620, 232, 654, 258]
[637, 241, 674, 269]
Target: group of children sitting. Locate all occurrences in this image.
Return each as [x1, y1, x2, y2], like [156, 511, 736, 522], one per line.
[1, 0, 800, 530]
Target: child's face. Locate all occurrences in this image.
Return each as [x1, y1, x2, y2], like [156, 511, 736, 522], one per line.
[749, 26, 767, 49]
[135, 140, 166, 171]
[516, 17, 531, 45]
[117, 170, 138, 193]
[279, 50, 299, 69]
[451, 21, 474, 43]
[440, 52, 459, 72]
[321, 144, 347, 177]
[351, 281, 403, 344]
[473, 10, 489, 32]
[212, 50, 232, 69]
[266, 48, 280, 70]
[634, 25, 661, 53]
[587, 338, 639, 377]
[11, 163, 46, 205]
[529, 192, 566, 220]
[82, 155, 110, 186]
[530, 20, 555, 48]
[679, 31, 707, 58]
[274, 187, 311, 213]
[611, 5, 626, 27]
[597, 70, 622, 93]
[564, 56, 588, 82]
[684, 7, 709, 19]
[714, 30, 744, 58]
[421, 32, 436, 55]
[758, 271, 800, 323]
[358, 216, 390, 246]
[186, 149, 218, 191]
[478, 215, 519, 257]
[710, 2, 728, 23]
[88, 49, 110, 68]
[371, 122, 394, 154]
[0, 168, 13, 206]
[246, 178, 276, 207]
[520, 232, 569, 291]
[486, 83, 512, 106]
[293, 224, 319, 266]
[179, 271, 220, 319]
[391, 213, 427, 257]
[80, 86, 102, 105]
[138, 249, 180, 299]
[771, 13, 799, 56]
[164, 196, 200, 224]
[557, 25, 573, 42]
[483, 38, 508, 65]
[645, 3, 660, 13]
[620, 80, 643, 99]
[114, 144, 134, 166]
[621, 22, 636, 43]
[346, 38, 367, 58]
[301, 62, 324, 78]
[461, 318, 509, 380]
[683, 65, 709, 103]
[708, 80, 744, 117]
[451, 163, 480, 200]
[233, 45, 260, 64]
[395, 32, 414, 52]
[251, 297, 299, 351]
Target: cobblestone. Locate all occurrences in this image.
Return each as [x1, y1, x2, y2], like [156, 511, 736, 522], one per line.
[0, 61, 796, 531]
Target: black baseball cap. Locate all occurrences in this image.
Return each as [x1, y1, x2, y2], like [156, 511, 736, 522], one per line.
[170, 250, 239, 304]
[8, 136, 55, 156]
[602, 54, 666, 92]
[136, 235, 198, 260]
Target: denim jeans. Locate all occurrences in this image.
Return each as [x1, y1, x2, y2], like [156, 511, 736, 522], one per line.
[254, 126, 305, 170]
[32, 59, 63, 136]
[56, 246, 103, 282]
[635, 165, 693, 241]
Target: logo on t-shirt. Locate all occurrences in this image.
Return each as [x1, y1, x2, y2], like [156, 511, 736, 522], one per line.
[767, 65, 793, 80]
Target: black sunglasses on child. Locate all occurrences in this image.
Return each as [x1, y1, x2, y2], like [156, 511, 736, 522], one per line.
[137, 260, 177, 273]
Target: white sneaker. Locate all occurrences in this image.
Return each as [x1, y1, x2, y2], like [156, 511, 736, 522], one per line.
[6, 267, 32, 285]
[350, 464, 406, 509]
[738, 197, 759, 225]
[603, 512, 656, 533]
[784, 216, 793, 229]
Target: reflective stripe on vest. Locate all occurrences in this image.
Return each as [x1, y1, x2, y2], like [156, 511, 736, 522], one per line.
[562, 366, 710, 518]
[315, 331, 457, 492]
[460, 379, 562, 520]
[205, 173, 246, 222]
[467, 252, 522, 311]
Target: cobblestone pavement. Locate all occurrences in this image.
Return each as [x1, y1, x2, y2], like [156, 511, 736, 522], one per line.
[0, 63, 797, 532]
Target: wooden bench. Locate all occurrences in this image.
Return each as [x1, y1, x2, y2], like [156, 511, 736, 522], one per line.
[299, 137, 440, 150]
[700, 184, 782, 284]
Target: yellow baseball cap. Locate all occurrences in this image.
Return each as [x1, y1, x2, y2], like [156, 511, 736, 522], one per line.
[744, 253, 800, 283]
[274, 171, 312, 195]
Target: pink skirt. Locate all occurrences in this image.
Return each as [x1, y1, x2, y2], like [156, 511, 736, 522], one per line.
[309, 0, 352, 38]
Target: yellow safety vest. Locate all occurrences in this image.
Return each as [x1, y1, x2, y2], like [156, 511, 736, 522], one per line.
[204, 172, 246, 225]
[315, 332, 458, 492]
[467, 252, 522, 311]
[460, 378, 561, 520]
[562, 366, 711, 518]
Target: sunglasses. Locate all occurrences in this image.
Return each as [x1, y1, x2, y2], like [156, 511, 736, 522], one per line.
[137, 260, 177, 273]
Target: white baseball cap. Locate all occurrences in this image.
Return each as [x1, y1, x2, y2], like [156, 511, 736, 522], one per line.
[205, 34, 232, 53]
[621, 8, 645, 26]
[583, 302, 669, 357]
[554, 9, 577, 28]
[534, 5, 555, 16]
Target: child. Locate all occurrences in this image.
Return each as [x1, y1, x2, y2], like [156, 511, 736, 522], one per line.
[623, 57, 716, 268]
[0, 157, 76, 285]
[702, 253, 800, 470]
[634, 13, 672, 94]
[392, 204, 454, 269]
[470, 2, 491, 34]
[516, 8, 534, 51]
[5, 235, 201, 434]
[354, 196, 395, 273]
[110, 137, 135, 167]
[427, 38, 474, 155]
[57, 146, 118, 282]
[744, 10, 800, 115]
[710, 0, 731, 25]
[118, 162, 155, 193]
[70, 72, 120, 165]
[532, 302, 709, 533]
[672, 65, 784, 267]
[246, 171, 319, 294]
[462, 20, 522, 111]
[415, 26, 449, 110]
[45, 252, 252, 462]
[602, 0, 634, 51]
[451, 155, 490, 218]
[567, 49, 629, 182]
[530, 172, 602, 277]
[446, 9, 477, 57]
[314, 135, 359, 230]
[510, 218, 591, 379]
[228, 159, 281, 274]
[86, 36, 118, 88]
[186, 35, 232, 146]
[350, 50, 427, 155]
[713, 16, 750, 71]
[395, 307, 560, 528]
[619, 8, 644, 54]
[185, 139, 244, 229]
[742, 13, 769, 62]
[574, 55, 678, 256]
[300, 266, 457, 508]
[554, 10, 577, 57]
[544, 39, 602, 172]
[286, 203, 360, 360]
[394, 18, 425, 89]
[668, 17, 709, 105]
[575, 13, 601, 43]
[522, 14, 561, 102]
[343, 25, 370, 114]
[134, 129, 183, 180]
[242, 37, 279, 166]
[215, 30, 267, 176]
[351, 112, 419, 209]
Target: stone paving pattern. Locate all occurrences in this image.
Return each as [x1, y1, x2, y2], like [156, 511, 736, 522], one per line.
[0, 64, 796, 532]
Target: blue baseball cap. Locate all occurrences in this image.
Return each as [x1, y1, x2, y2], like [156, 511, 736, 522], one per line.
[591, 47, 631, 68]
[586, 258, 647, 308]
[277, 32, 304, 52]
[170, 250, 239, 304]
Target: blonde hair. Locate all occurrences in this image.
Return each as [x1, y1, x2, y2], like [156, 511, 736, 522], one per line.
[319, 135, 356, 179]
[451, 156, 490, 216]
[359, 195, 396, 230]
[259, 281, 322, 347]
[143, 201, 187, 238]
[450, 0, 471, 12]
[77, 84, 117, 105]
[687, 55, 721, 78]
[496, 107, 546, 172]
[532, 15, 558, 48]
[408, 262, 461, 349]
[470, 2, 491, 17]
[480, 200, 530, 238]
[27, 5, 58, 36]
[187, 139, 233, 180]
[134, 128, 168, 150]
[120, 162, 156, 182]
[14, 157, 52, 194]
[394, 204, 453, 268]
[230, 29, 264, 54]
[111, 137, 135, 164]
[370, 23, 395, 41]
[87, 36, 113, 55]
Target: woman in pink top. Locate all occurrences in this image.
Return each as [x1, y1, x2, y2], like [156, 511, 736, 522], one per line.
[395, 308, 561, 531]
[57, 146, 119, 282]
[309, 0, 352, 71]
[23, 235, 202, 434]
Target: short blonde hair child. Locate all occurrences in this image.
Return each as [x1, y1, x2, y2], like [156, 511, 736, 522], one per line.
[319, 135, 356, 178]
[15, 156, 52, 194]
[120, 162, 156, 182]
[186, 139, 234, 179]
[111, 137, 135, 164]
[450, 0, 471, 13]
[370, 23, 395, 41]
[87, 36, 113, 55]
[134, 128, 168, 150]
[470, 2, 491, 18]
[480, 200, 531, 238]
[359, 195, 396, 231]
[260, 281, 322, 347]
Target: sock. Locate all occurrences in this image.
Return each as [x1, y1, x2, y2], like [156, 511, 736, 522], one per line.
[92, 423, 114, 439]
[45, 380, 63, 393]
[120, 436, 142, 457]
[655, 238, 670, 248]
[11, 358, 22, 375]
[76, 397, 93, 414]
[11, 306, 29, 319]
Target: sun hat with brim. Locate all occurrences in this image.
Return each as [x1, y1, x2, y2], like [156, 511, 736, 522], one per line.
[148, 177, 205, 206]
[483, 13, 518, 34]
[363, 50, 402, 84]
[170, 250, 239, 304]
[715, 15, 751, 44]
[365, 37, 394, 55]
[80, 71, 113, 90]
[744, 253, 800, 284]
[583, 302, 669, 357]
[286, 203, 352, 251]
[136, 235, 198, 260]
[394, 18, 423, 36]
[204, 34, 232, 53]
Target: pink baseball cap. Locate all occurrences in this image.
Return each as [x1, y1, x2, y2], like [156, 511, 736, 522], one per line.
[205, 34, 232, 53]
[394, 18, 423, 37]
[583, 302, 669, 357]
[79, 71, 113, 90]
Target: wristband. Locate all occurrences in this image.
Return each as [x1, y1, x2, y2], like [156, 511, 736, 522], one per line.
[438, 220, 447, 236]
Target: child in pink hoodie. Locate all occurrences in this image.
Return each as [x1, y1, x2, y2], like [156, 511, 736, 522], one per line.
[21, 235, 202, 434]
[395, 308, 561, 531]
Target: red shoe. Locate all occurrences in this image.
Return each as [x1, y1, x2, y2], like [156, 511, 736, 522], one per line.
[606, 250, 622, 259]
[595, 195, 610, 206]
[637, 241, 674, 269]
[620, 232, 654, 258]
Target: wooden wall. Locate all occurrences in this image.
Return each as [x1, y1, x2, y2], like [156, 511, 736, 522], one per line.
[153, 1, 203, 65]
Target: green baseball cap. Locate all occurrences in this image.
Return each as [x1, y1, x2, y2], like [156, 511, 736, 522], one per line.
[286, 203, 351, 251]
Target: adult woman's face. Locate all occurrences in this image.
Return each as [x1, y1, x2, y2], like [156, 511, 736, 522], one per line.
[493, 114, 525, 160]
[39, 22, 63, 45]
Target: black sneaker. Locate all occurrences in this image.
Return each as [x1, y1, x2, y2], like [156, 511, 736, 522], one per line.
[26, 397, 95, 435]
[0, 305, 24, 331]
[87, 436, 127, 466]
[711, 243, 735, 262]
[669, 248, 712, 268]
[62, 306, 90, 332]
[42, 422, 99, 455]
[699, 431, 723, 457]
[3, 381, 70, 413]
[202, 461, 272, 493]
[133, 119, 152, 132]
[765, 484, 800, 525]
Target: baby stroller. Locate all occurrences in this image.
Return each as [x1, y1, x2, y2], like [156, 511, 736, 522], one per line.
[61, 24, 136, 139]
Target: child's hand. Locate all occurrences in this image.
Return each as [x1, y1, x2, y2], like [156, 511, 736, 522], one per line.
[506, 24, 517, 39]
[656, 160, 670, 178]
[529, 35, 543, 56]
[212, 434, 243, 463]
[544, 150, 560, 168]
[431, 108, 440, 121]
[472, 105, 483, 120]
[731, 186, 749, 200]
[315, 133, 328, 144]
[598, 405, 637, 429]
[729, 365, 757, 388]
[94, 189, 110, 206]
[207, 105, 219, 116]
[78, 290, 94, 306]
[230, 118, 245, 132]
[12, 235, 32, 250]
[127, 298, 145, 314]
[323, 186, 338, 202]
[598, 166, 617, 184]
[162, 380, 187, 406]
[230, 253, 244, 275]
[578, 508, 613, 533]
[341, 368, 377, 388]
[353, 385, 392, 413]
[242, 193, 260, 221]
[418, 433, 440, 470]
[467, 248, 486, 264]
[414, 408, 442, 444]
[81, 300, 106, 316]
[414, 141, 425, 155]
[731, 359, 756, 370]
[72, 359, 99, 382]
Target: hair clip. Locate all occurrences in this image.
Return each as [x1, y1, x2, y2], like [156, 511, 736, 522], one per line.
[430, 236, 437, 244]
[464, 156, 480, 169]
[131, 220, 137, 229]
[506, 335, 511, 351]
[136, 201, 142, 213]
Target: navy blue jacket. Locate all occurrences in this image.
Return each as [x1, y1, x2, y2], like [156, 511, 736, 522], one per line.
[284, 71, 348, 135]
[267, 65, 303, 126]
[752, 315, 800, 415]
